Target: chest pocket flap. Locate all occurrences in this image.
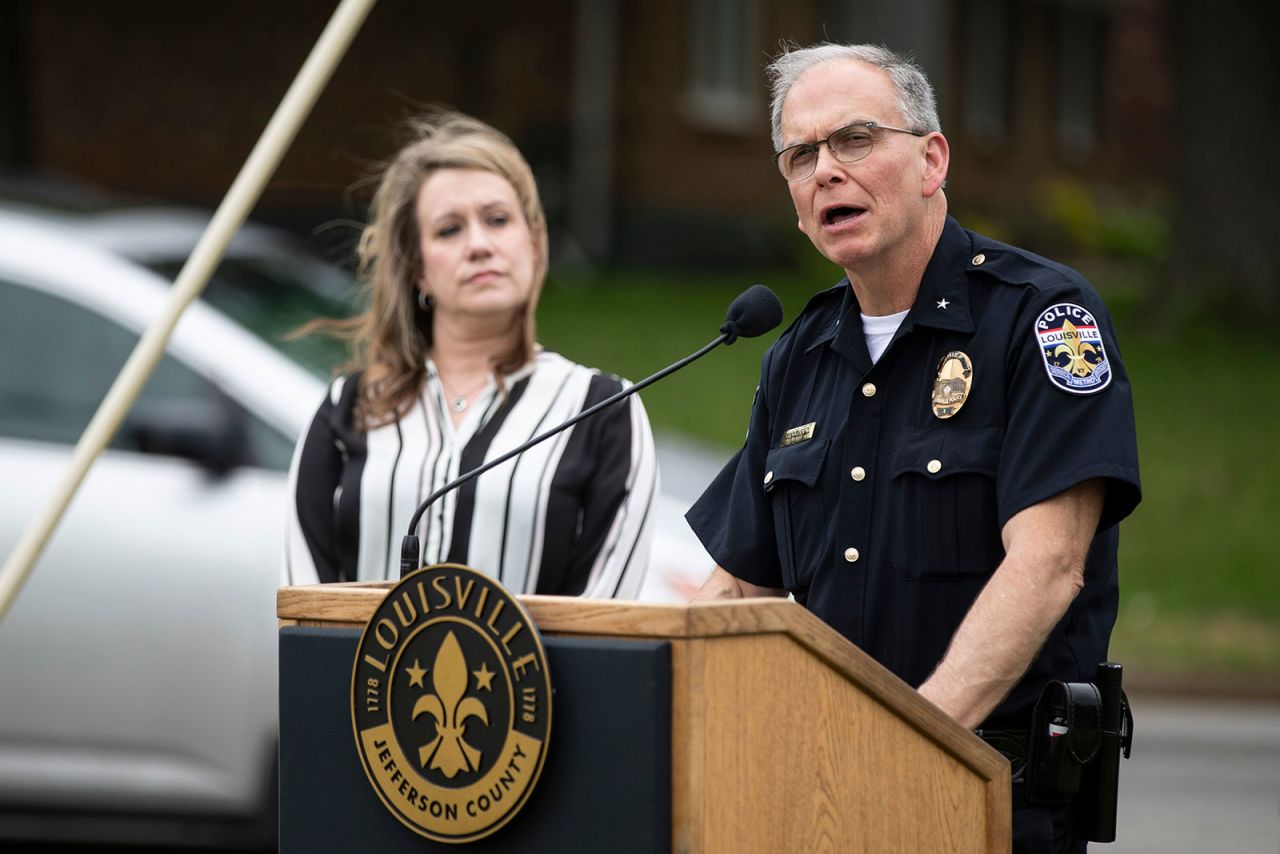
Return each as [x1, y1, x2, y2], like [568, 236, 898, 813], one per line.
[890, 427, 1001, 480]
[889, 427, 1003, 580]
[764, 438, 831, 491]
[762, 437, 831, 592]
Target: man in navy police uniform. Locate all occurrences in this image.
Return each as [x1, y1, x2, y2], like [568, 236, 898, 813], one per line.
[687, 43, 1140, 853]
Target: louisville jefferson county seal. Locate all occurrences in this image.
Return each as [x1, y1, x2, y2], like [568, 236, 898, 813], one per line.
[351, 564, 552, 843]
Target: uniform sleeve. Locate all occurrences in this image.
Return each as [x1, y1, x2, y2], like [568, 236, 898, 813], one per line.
[685, 348, 785, 589]
[997, 284, 1141, 531]
[575, 389, 659, 600]
[284, 378, 347, 585]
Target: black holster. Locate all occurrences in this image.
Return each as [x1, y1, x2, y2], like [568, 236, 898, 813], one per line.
[1024, 662, 1134, 843]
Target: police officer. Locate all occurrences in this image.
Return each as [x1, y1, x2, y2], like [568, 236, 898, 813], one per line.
[687, 43, 1140, 853]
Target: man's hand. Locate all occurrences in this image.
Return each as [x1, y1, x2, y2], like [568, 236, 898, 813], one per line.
[691, 566, 787, 601]
[917, 479, 1106, 729]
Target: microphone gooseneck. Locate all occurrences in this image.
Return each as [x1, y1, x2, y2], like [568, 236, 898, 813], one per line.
[399, 284, 784, 576]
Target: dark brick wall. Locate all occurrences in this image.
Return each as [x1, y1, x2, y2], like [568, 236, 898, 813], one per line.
[9, 0, 1173, 266]
[19, 1, 574, 216]
[945, 0, 1173, 220]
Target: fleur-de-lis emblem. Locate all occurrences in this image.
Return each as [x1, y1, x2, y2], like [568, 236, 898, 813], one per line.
[1052, 320, 1099, 377]
[412, 631, 489, 778]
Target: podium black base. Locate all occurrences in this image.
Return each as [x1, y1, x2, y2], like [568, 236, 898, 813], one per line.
[279, 626, 671, 853]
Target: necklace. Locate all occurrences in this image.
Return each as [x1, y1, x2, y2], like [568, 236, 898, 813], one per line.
[438, 374, 489, 413]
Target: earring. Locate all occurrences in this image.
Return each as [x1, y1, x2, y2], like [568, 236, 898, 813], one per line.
[417, 291, 435, 312]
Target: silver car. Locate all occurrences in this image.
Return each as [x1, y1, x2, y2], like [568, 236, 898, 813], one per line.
[0, 209, 325, 847]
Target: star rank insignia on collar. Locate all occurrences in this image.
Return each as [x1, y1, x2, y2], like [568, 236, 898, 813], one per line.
[936, 298, 950, 310]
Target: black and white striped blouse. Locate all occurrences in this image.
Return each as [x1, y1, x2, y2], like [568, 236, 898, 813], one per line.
[285, 350, 657, 598]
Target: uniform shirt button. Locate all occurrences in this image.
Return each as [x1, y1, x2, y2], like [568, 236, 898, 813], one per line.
[763, 470, 774, 485]
[927, 459, 942, 474]
[861, 383, 877, 397]
[850, 466, 866, 481]
[843, 547, 860, 563]
[971, 253, 986, 266]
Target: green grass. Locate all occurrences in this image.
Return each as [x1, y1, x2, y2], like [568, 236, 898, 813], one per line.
[1108, 319, 1280, 676]
[537, 268, 1280, 678]
[538, 268, 835, 443]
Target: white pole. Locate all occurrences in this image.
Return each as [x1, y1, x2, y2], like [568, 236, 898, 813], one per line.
[0, 0, 379, 622]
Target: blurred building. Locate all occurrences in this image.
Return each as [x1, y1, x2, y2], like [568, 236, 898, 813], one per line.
[0, 0, 1173, 270]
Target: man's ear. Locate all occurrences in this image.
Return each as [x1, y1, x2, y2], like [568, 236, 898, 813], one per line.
[922, 132, 950, 198]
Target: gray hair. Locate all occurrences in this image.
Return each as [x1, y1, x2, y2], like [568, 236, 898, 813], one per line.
[766, 43, 941, 151]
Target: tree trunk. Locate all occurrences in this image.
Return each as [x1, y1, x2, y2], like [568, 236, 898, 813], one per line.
[1170, 0, 1280, 324]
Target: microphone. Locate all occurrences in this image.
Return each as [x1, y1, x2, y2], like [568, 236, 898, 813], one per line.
[720, 283, 784, 344]
[398, 284, 784, 576]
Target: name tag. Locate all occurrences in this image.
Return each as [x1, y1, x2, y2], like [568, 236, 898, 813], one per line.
[780, 422, 816, 447]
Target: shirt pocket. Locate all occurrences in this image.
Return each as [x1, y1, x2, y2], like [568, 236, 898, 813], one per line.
[889, 427, 1005, 580]
[763, 438, 831, 592]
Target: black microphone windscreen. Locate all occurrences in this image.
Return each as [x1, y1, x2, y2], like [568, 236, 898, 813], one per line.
[721, 284, 784, 343]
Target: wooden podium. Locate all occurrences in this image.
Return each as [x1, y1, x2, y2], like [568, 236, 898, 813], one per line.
[278, 583, 1010, 853]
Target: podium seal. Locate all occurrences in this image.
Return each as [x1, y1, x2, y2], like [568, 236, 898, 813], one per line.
[351, 564, 552, 843]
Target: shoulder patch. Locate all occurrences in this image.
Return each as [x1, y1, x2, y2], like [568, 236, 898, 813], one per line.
[1034, 303, 1112, 394]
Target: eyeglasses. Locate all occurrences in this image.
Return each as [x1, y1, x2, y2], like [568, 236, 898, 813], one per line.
[774, 121, 924, 182]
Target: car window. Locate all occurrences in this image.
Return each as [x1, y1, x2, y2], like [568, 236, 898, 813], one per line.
[0, 278, 295, 471]
[148, 257, 354, 378]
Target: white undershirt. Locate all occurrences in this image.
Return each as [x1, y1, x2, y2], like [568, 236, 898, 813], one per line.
[862, 308, 910, 364]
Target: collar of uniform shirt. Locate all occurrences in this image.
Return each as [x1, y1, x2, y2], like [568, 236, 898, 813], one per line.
[813, 216, 976, 369]
[902, 216, 975, 335]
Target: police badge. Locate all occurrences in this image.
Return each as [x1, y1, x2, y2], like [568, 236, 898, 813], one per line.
[931, 351, 973, 419]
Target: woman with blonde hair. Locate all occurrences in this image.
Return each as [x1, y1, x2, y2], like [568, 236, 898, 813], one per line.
[286, 112, 656, 598]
